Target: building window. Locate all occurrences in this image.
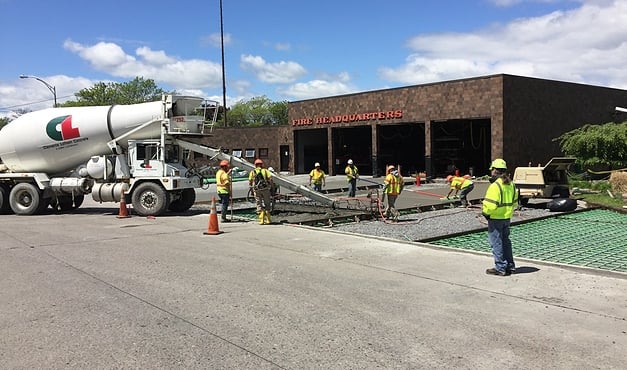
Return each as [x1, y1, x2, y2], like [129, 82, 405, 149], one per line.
[232, 149, 242, 158]
[258, 148, 269, 158]
[245, 148, 255, 158]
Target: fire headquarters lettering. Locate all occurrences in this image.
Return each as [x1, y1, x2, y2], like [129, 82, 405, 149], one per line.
[292, 110, 403, 126]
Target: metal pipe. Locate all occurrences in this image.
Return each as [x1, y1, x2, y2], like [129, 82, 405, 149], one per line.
[175, 139, 337, 208]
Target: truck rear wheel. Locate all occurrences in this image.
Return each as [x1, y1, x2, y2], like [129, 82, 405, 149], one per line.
[168, 188, 196, 212]
[132, 182, 170, 216]
[9, 183, 47, 215]
[0, 184, 11, 214]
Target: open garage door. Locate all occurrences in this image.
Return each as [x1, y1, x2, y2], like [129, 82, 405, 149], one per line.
[377, 123, 425, 177]
[294, 128, 329, 174]
[332, 126, 372, 175]
[431, 119, 491, 177]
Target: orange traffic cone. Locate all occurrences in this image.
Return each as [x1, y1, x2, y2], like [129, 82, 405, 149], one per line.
[204, 196, 223, 235]
[117, 187, 130, 218]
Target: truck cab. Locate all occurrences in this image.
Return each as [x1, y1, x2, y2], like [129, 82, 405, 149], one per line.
[513, 157, 576, 205]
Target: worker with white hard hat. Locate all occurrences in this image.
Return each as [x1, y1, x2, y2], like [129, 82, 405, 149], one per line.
[309, 162, 326, 192]
[344, 159, 359, 197]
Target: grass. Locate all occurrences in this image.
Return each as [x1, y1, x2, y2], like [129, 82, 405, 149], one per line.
[569, 179, 626, 209]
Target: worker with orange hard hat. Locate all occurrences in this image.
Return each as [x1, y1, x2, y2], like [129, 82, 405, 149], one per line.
[216, 159, 232, 222]
[248, 158, 273, 224]
[445, 173, 475, 207]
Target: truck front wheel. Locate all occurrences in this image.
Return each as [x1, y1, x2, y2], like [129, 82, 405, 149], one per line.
[132, 182, 170, 216]
[9, 183, 48, 215]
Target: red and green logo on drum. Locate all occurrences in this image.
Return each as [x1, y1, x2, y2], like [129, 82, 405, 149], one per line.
[46, 115, 80, 141]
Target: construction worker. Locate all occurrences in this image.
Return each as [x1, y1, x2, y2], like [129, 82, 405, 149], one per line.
[446, 174, 474, 207]
[248, 158, 273, 224]
[345, 159, 359, 197]
[215, 159, 232, 222]
[309, 162, 326, 192]
[383, 165, 403, 221]
[482, 158, 518, 276]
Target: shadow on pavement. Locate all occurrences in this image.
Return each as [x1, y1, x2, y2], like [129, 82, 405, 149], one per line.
[513, 266, 540, 274]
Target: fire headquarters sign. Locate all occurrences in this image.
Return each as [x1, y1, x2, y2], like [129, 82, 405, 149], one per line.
[292, 110, 403, 126]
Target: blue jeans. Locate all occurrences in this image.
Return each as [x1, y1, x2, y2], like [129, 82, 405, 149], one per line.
[487, 219, 515, 272]
[348, 179, 357, 197]
[459, 183, 474, 205]
[312, 183, 322, 192]
[218, 193, 230, 217]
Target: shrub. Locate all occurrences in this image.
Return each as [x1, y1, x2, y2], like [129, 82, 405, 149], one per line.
[609, 171, 627, 194]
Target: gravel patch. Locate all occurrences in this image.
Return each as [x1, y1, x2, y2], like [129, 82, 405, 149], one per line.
[331, 205, 576, 242]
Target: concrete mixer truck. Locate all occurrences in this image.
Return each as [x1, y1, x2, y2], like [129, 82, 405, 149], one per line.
[0, 94, 337, 216]
[0, 95, 218, 216]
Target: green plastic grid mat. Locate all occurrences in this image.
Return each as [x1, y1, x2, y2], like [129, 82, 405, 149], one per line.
[429, 209, 627, 273]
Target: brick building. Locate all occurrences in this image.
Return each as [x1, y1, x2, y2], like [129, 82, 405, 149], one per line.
[198, 74, 627, 178]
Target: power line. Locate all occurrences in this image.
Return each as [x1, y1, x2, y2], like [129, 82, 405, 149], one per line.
[0, 94, 76, 111]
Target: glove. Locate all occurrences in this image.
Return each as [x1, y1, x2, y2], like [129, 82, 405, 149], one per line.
[482, 213, 490, 221]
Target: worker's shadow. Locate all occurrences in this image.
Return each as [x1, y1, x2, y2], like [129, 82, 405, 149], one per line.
[513, 266, 540, 274]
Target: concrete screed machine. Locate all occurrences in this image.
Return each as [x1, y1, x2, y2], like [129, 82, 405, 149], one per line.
[0, 95, 335, 216]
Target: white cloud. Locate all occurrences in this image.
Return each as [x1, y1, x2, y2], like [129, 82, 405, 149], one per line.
[201, 32, 232, 47]
[240, 54, 307, 84]
[278, 78, 357, 100]
[274, 42, 291, 51]
[63, 39, 224, 90]
[5, 75, 94, 111]
[380, 0, 627, 88]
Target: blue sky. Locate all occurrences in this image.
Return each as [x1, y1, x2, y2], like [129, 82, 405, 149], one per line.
[1, 0, 626, 114]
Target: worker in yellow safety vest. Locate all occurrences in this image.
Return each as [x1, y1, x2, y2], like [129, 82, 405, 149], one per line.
[216, 160, 232, 222]
[309, 162, 326, 192]
[248, 158, 273, 225]
[383, 165, 404, 221]
[345, 159, 359, 197]
[446, 174, 474, 207]
[482, 158, 519, 276]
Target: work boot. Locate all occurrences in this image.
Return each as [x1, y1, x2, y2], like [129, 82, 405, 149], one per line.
[221, 215, 230, 223]
[264, 211, 271, 225]
[258, 211, 265, 225]
[486, 268, 507, 276]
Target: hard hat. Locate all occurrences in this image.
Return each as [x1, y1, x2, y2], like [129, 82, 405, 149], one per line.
[463, 174, 471, 179]
[446, 175, 453, 182]
[268, 167, 274, 172]
[347, 159, 353, 165]
[219, 160, 229, 167]
[254, 158, 263, 166]
[489, 158, 507, 170]
[315, 162, 320, 167]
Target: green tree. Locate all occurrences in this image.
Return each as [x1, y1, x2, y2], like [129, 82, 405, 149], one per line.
[60, 77, 169, 107]
[554, 122, 627, 168]
[0, 117, 9, 131]
[217, 96, 288, 127]
[269, 100, 289, 125]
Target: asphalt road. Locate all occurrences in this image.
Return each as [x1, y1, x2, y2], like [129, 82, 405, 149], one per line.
[1, 186, 626, 369]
